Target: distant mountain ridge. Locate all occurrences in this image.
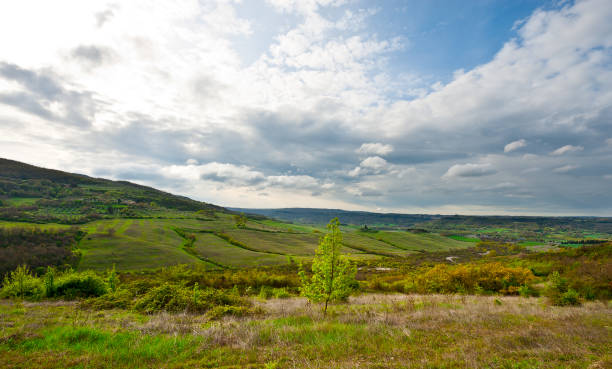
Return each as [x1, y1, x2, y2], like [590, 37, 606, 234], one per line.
[230, 207, 439, 227]
[232, 207, 612, 234]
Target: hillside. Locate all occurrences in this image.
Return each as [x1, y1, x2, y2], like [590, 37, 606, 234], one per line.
[0, 159, 479, 272]
[0, 158, 225, 224]
[238, 207, 612, 243]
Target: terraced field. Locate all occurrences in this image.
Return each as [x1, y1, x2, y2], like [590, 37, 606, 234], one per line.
[191, 233, 287, 267]
[78, 219, 203, 271]
[72, 214, 474, 271]
[360, 230, 473, 252]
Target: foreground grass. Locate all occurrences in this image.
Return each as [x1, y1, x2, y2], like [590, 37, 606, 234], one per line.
[1, 294, 610, 368]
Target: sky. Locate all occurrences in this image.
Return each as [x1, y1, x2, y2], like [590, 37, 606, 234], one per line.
[1, 0, 612, 216]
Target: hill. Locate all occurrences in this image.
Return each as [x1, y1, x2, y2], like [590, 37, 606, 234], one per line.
[237, 207, 612, 243]
[0, 158, 225, 224]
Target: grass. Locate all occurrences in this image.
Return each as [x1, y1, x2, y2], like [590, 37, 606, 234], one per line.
[191, 233, 287, 268]
[363, 230, 473, 252]
[5, 198, 40, 206]
[447, 235, 481, 242]
[78, 219, 204, 271]
[1, 294, 610, 368]
[0, 221, 72, 230]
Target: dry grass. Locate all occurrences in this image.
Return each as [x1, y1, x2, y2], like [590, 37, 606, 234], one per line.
[1, 295, 610, 368]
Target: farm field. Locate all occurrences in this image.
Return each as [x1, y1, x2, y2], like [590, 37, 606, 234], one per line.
[73, 216, 475, 271]
[191, 233, 287, 268]
[77, 219, 202, 271]
[361, 230, 473, 252]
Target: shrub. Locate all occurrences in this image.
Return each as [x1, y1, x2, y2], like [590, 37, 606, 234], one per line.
[54, 271, 108, 299]
[546, 271, 581, 306]
[133, 283, 248, 314]
[414, 262, 534, 295]
[80, 289, 134, 310]
[43, 267, 56, 297]
[556, 289, 581, 306]
[0, 265, 43, 300]
[206, 305, 262, 320]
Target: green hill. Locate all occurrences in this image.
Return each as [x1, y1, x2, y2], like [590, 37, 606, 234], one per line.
[0, 158, 477, 272]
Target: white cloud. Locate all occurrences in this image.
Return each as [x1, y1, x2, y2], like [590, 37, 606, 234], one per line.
[360, 156, 388, 169]
[504, 139, 527, 153]
[2, 0, 612, 215]
[551, 145, 584, 156]
[553, 164, 578, 173]
[443, 163, 496, 179]
[356, 142, 393, 156]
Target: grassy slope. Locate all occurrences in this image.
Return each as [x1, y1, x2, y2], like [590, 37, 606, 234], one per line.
[361, 230, 473, 252]
[1, 295, 610, 368]
[73, 213, 474, 271]
[78, 219, 202, 271]
[191, 233, 287, 268]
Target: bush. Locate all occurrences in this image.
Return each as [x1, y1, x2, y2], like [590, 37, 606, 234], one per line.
[556, 289, 581, 306]
[414, 262, 534, 295]
[54, 271, 108, 299]
[206, 305, 263, 320]
[546, 271, 581, 306]
[0, 265, 43, 300]
[80, 289, 134, 310]
[133, 283, 248, 314]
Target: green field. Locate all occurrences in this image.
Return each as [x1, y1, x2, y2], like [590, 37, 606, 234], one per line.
[78, 219, 203, 271]
[362, 231, 473, 252]
[191, 232, 287, 267]
[447, 235, 481, 242]
[68, 215, 477, 271]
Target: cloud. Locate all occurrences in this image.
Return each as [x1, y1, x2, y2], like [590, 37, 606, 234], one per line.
[70, 45, 116, 67]
[504, 139, 526, 153]
[357, 142, 393, 156]
[443, 163, 496, 178]
[1, 0, 612, 215]
[0, 62, 97, 127]
[551, 145, 584, 156]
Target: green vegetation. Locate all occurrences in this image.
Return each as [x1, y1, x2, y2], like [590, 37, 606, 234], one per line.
[299, 218, 357, 314]
[447, 235, 481, 242]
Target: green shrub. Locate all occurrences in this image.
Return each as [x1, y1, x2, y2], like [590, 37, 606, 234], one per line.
[43, 267, 56, 298]
[80, 289, 134, 310]
[518, 284, 538, 297]
[273, 288, 290, 299]
[546, 271, 581, 306]
[54, 271, 108, 299]
[259, 285, 273, 299]
[133, 283, 248, 314]
[0, 265, 43, 300]
[557, 289, 581, 306]
[206, 305, 262, 320]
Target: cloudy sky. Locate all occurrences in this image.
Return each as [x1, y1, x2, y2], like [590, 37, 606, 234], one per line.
[1, 0, 611, 215]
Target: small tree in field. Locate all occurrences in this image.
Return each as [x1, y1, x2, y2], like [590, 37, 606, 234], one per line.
[299, 218, 356, 314]
[233, 212, 247, 228]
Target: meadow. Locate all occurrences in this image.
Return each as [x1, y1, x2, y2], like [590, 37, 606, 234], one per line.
[1, 294, 610, 369]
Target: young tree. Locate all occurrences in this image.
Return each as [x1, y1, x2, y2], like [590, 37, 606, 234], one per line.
[299, 218, 357, 314]
[233, 212, 247, 228]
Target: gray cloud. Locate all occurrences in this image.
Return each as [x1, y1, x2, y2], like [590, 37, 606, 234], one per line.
[71, 45, 116, 67]
[0, 62, 97, 127]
